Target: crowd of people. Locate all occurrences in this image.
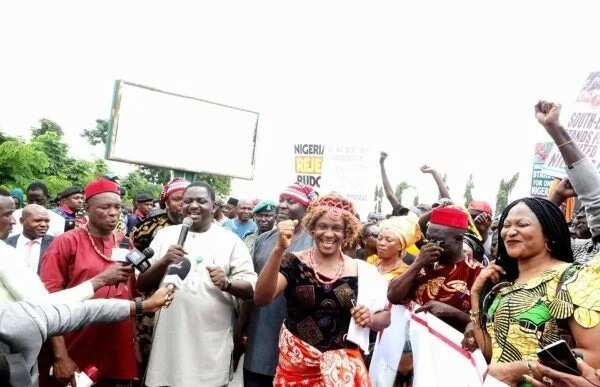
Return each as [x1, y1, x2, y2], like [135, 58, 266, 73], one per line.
[0, 100, 599, 387]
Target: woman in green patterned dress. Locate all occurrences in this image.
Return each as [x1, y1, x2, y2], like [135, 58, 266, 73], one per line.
[466, 197, 600, 386]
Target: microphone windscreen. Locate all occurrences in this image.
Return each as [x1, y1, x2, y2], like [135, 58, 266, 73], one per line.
[142, 247, 155, 259]
[165, 258, 192, 280]
[163, 258, 192, 289]
[182, 217, 193, 228]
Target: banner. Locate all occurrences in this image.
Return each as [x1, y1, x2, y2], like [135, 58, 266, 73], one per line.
[293, 144, 376, 217]
[320, 144, 376, 218]
[531, 142, 555, 197]
[543, 72, 600, 177]
[294, 143, 324, 188]
[370, 304, 505, 387]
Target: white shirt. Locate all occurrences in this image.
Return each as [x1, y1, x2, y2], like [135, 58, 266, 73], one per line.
[15, 234, 42, 273]
[9, 208, 65, 237]
[0, 240, 94, 303]
[145, 223, 257, 387]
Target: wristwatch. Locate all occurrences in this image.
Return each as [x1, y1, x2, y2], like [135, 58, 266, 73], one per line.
[224, 278, 232, 292]
[135, 297, 144, 320]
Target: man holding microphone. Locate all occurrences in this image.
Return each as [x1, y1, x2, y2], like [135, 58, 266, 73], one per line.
[137, 182, 257, 387]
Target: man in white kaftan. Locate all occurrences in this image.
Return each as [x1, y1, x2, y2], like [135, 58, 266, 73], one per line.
[142, 183, 257, 387]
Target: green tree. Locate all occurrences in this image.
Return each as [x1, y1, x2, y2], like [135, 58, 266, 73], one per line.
[138, 165, 231, 196]
[464, 174, 474, 207]
[495, 173, 520, 215]
[394, 181, 413, 206]
[413, 195, 419, 207]
[0, 131, 17, 145]
[0, 139, 49, 188]
[81, 119, 110, 146]
[31, 132, 70, 176]
[120, 171, 162, 203]
[31, 118, 64, 137]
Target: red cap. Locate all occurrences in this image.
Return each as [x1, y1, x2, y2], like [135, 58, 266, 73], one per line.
[468, 200, 493, 215]
[430, 207, 469, 230]
[83, 365, 100, 382]
[84, 178, 120, 201]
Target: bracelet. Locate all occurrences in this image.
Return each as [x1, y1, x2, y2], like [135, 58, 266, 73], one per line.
[135, 298, 143, 320]
[469, 310, 481, 325]
[557, 140, 573, 148]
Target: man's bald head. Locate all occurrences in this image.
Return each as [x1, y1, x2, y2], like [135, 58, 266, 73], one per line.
[0, 196, 16, 240]
[20, 204, 50, 240]
[22, 204, 48, 219]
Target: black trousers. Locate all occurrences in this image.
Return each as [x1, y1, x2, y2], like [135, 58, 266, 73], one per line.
[243, 369, 275, 387]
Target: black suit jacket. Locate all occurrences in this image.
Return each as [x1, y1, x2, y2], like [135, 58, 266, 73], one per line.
[5, 234, 54, 274]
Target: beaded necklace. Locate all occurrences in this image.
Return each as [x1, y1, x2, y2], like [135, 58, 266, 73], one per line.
[307, 247, 345, 285]
[87, 229, 117, 262]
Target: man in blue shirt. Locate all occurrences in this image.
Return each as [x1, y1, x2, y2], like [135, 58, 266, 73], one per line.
[223, 199, 257, 239]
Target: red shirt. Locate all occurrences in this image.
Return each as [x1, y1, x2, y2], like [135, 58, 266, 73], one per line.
[40, 227, 137, 381]
[413, 257, 482, 313]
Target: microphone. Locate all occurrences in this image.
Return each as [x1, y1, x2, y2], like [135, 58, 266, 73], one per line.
[177, 217, 193, 247]
[162, 257, 192, 290]
[125, 247, 155, 273]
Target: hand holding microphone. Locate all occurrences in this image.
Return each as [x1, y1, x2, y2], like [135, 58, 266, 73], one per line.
[144, 287, 175, 311]
[162, 257, 192, 292]
[160, 216, 193, 267]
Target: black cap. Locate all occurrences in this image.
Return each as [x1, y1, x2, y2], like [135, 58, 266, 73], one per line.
[58, 187, 83, 201]
[227, 197, 239, 206]
[135, 192, 154, 203]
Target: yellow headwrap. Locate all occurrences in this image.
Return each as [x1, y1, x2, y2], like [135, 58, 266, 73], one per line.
[379, 214, 423, 251]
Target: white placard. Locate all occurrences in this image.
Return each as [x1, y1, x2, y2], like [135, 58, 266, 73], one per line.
[107, 81, 259, 179]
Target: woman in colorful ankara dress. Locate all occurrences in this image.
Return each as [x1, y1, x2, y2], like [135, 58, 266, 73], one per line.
[466, 198, 600, 386]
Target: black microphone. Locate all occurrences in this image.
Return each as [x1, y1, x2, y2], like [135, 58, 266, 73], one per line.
[162, 258, 192, 290]
[177, 217, 194, 247]
[125, 247, 155, 273]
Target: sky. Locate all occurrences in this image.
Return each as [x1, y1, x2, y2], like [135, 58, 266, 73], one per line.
[1, 1, 600, 216]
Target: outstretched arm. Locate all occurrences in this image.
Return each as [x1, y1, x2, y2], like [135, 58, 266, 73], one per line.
[421, 165, 451, 200]
[379, 152, 401, 210]
[254, 221, 294, 306]
[536, 101, 600, 241]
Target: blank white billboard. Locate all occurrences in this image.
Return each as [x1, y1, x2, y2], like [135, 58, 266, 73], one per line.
[106, 80, 258, 179]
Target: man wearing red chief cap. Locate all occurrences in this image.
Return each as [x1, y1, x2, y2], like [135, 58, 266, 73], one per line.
[468, 199, 494, 256]
[388, 206, 482, 331]
[40, 178, 137, 387]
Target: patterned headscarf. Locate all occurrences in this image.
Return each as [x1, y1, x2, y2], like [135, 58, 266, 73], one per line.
[280, 183, 318, 207]
[159, 178, 190, 208]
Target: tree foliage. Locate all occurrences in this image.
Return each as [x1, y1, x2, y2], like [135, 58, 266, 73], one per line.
[0, 139, 49, 188]
[120, 171, 162, 203]
[495, 173, 520, 215]
[31, 118, 64, 137]
[1, 119, 113, 199]
[81, 119, 110, 146]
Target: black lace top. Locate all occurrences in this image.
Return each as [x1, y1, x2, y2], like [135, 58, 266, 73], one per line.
[279, 253, 358, 352]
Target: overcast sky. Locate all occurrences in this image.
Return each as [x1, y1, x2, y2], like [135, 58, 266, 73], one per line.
[2, 1, 599, 215]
